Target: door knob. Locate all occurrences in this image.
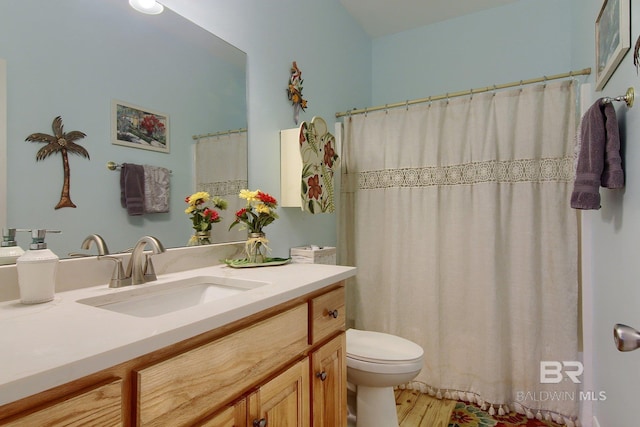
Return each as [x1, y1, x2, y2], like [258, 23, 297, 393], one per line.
[614, 323, 640, 351]
[316, 371, 328, 381]
[253, 418, 267, 427]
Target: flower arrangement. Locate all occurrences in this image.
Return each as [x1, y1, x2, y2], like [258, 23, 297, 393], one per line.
[230, 189, 279, 263]
[229, 189, 279, 234]
[185, 191, 227, 245]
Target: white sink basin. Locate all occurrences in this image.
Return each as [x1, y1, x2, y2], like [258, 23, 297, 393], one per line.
[77, 275, 268, 318]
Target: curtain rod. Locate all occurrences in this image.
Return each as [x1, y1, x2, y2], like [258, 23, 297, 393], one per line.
[192, 128, 247, 140]
[335, 67, 592, 118]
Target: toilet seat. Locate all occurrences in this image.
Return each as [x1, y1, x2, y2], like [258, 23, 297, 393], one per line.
[346, 329, 423, 371]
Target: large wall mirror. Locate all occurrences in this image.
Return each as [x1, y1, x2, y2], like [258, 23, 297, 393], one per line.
[0, 0, 248, 260]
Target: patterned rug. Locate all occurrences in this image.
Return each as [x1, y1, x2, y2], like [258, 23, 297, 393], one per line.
[449, 402, 564, 427]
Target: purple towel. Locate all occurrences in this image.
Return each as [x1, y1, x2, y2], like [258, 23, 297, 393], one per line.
[571, 99, 624, 210]
[120, 163, 145, 216]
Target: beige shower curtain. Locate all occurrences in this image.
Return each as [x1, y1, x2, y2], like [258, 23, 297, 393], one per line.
[195, 131, 248, 242]
[339, 80, 579, 423]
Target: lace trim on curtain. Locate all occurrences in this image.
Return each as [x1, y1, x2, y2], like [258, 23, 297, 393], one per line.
[358, 156, 574, 189]
[397, 381, 581, 427]
[197, 179, 248, 196]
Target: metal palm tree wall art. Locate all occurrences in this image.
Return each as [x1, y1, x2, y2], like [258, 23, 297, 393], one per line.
[26, 116, 89, 209]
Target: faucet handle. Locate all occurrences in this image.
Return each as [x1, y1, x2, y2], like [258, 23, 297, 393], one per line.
[98, 256, 131, 288]
[143, 253, 158, 282]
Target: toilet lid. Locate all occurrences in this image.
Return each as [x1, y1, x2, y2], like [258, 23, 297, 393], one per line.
[346, 329, 424, 364]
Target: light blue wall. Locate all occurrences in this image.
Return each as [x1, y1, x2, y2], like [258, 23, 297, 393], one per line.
[371, 0, 572, 105]
[162, 0, 372, 257]
[570, 0, 640, 426]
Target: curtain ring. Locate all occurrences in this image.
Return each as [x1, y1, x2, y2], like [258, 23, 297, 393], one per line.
[384, 104, 388, 114]
[446, 93, 450, 104]
[364, 107, 368, 117]
[405, 100, 409, 110]
[428, 96, 432, 108]
[469, 88, 473, 100]
[492, 84, 497, 97]
[519, 80, 524, 92]
[543, 75, 548, 88]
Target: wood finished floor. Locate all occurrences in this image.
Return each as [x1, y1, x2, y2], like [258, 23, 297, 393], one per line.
[395, 389, 456, 427]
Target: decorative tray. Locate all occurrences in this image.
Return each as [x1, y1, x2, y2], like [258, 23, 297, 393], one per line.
[224, 257, 292, 268]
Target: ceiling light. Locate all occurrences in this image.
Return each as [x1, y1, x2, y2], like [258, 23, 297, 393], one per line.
[129, 0, 164, 15]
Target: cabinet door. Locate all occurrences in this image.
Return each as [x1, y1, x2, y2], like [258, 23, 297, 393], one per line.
[248, 358, 310, 427]
[197, 399, 246, 427]
[310, 287, 345, 345]
[311, 333, 346, 427]
[2, 378, 122, 427]
[136, 304, 308, 426]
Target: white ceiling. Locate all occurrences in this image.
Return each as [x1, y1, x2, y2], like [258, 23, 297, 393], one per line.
[340, 0, 520, 38]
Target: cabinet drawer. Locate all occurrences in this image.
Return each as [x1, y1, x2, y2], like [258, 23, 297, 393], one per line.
[136, 303, 308, 426]
[310, 287, 345, 345]
[3, 378, 122, 427]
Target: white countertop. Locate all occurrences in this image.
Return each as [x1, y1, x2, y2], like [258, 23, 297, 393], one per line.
[0, 262, 356, 406]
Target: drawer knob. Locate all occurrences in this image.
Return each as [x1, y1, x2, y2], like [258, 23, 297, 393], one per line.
[253, 418, 267, 427]
[316, 371, 328, 381]
[327, 309, 339, 318]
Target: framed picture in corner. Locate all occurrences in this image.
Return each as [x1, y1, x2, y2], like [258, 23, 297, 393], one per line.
[595, 0, 630, 91]
[111, 99, 170, 153]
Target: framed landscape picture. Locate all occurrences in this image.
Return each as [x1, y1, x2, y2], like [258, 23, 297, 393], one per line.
[595, 0, 630, 91]
[112, 100, 169, 153]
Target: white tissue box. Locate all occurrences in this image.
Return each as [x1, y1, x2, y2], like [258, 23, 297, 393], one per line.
[290, 246, 336, 265]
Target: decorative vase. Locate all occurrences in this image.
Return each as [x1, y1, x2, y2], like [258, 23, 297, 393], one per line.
[246, 232, 267, 263]
[188, 230, 211, 246]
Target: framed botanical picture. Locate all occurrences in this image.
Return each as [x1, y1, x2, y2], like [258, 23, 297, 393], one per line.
[595, 0, 630, 91]
[111, 100, 169, 153]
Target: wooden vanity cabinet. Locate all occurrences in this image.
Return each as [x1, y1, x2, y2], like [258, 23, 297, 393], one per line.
[309, 286, 347, 427]
[248, 358, 310, 427]
[196, 400, 246, 427]
[0, 378, 123, 427]
[135, 304, 309, 426]
[0, 282, 347, 427]
[310, 334, 347, 427]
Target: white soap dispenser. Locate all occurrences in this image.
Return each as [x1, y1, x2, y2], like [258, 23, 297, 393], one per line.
[16, 229, 61, 304]
[0, 228, 25, 265]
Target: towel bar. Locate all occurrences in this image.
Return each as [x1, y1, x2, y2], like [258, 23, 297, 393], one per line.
[106, 161, 172, 174]
[602, 87, 634, 108]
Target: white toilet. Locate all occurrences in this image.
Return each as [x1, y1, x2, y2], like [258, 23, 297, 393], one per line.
[346, 329, 424, 427]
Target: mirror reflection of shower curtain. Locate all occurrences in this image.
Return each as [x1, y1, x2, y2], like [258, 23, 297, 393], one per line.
[194, 131, 248, 243]
[340, 80, 579, 424]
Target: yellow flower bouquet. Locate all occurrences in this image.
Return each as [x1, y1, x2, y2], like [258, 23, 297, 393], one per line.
[229, 189, 278, 262]
[185, 191, 227, 245]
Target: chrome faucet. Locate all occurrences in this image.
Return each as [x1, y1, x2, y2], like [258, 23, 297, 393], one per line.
[81, 234, 110, 255]
[126, 236, 166, 285]
[69, 234, 110, 257]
